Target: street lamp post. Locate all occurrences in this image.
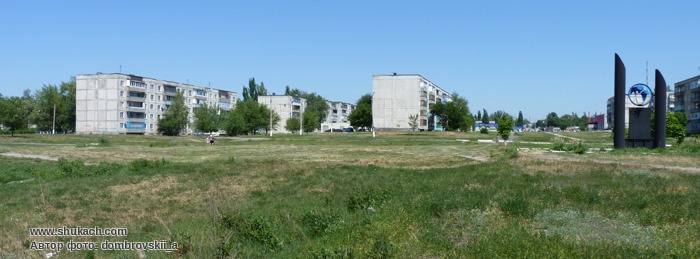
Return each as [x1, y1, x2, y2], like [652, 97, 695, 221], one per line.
[372, 92, 375, 138]
[299, 99, 304, 136]
[269, 98, 273, 137]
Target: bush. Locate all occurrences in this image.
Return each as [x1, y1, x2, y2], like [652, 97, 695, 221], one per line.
[480, 126, 489, 134]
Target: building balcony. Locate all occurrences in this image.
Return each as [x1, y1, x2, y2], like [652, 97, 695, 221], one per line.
[219, 97, 230, 103]
[126, 106, 146, 111]
[127, 95, 145, 101]
[126, 118, 146, 123]
[194, 95, 207, 100]
[129, 86, 146, 92]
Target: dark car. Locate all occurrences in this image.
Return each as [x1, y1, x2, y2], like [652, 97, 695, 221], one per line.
[343, 128, 355, 132]
[325, 128, 341, 132]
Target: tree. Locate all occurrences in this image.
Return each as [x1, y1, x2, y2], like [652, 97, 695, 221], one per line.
[490, 110, 506, 122]
[667, 112, 688, 144]
[193, 103, 221, 133]
[482, 109, 489, 124]
[545, 112, 560, 128]
[408, 114, 419, 132]
[516, 111, 524, 127]
[157, 92, 189, 136]
[242, 78, 267, 102]
[224, 109, 246, 136]
[1, 97, 32, 136]
[284, 86, 302, 97]
[429, 92, 473, 132]
[231, 100, 267, 135]
[477, 110, 482, 122]
[348, 93, 373, 130]
[29, 78, 75, 133]
[497, 115, 514, 143]
[303, 92, 329, 130]
[302, 110, 319, 133]
[285, 117, 301, 133]
[262, 105, 281, 134]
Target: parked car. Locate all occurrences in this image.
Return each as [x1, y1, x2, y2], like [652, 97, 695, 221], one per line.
[324, 128, 341, 132]
[343, 128, 355, 132]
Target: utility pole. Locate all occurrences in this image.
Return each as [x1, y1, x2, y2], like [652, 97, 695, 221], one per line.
[52, 104, 56, 134]
[372, 92, 376, 138]
[269, 98, 273, 137]
[299, 100, 304, 135]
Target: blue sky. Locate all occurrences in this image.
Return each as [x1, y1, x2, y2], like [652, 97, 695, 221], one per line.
[1, 1, 698, 121]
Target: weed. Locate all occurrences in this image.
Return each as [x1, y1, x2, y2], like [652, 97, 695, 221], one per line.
[301, 210, 341, 236]
[346, 188, 392, 212]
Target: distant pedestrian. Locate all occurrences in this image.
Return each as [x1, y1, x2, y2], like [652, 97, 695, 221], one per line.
[206, 135, 210, 144]
[209, 134, 215, 145]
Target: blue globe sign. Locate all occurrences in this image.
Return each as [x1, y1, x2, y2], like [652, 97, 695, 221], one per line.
[627, 83, 653, 107]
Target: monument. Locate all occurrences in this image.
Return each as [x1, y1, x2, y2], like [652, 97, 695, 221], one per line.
[613, 53, 666, 149]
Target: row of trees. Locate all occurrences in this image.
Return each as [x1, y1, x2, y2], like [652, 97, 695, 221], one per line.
[158, 79, 330, 136]
[0, 79, 76, 136]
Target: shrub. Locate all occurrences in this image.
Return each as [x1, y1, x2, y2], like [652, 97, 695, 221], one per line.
[480, 126, 489, 134]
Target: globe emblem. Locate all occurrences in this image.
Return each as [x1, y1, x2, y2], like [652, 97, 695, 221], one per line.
[627, 83, 653, 107]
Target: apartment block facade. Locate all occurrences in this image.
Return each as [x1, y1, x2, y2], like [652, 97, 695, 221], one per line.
[258, 95, 306, 134]
[321, 101, 355, 131]
[76, 73, 236, 135]
[372, 74, 451, 131]
[674, 75, 700, 135]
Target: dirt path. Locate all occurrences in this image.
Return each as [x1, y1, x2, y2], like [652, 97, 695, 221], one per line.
[525, 152, 700, 173]
[546, 132, 581, 141]
[1, 152, 60, 161]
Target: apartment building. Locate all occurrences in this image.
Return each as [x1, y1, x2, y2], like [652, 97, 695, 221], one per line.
[258, 95, 306, 134]
[321, 101, 355, 131]
[674, 75, 700, 135]
[372, 74, 452, 131]
[76, 73, 236, 135]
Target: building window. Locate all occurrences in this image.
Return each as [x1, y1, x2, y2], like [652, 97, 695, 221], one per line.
[150, 84, 154, 90]
[157, 115, 161, 120]
[150, 124, 153, 129]
[158, 85, 161, 91]
[120, 102, 125, 108]
[150, 114, 154, 120]
[120, 91, 124, 97]
[158, 95, 161, 102]
[120, 112, 124, 118]
[120, 123, 124, 129]
[150, 104, 154, 110]
[188, 90, 192, 96]
[150, 94, 154, 101]
[157, 105, 161, 110]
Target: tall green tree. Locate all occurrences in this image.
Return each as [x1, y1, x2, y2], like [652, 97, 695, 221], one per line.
[490, 110, 506, 123]
[667, 112, 688, 144]
[285, 117, 301, 133]
[497, 114, 514, 142]
[193, 103, 221, 133]
[1, 97, 32, 136]
[482, 109, 489, 124]
[545, 112, 560, 128]
[348, 93, 372, 130]
[242, 78, 267, 102]
[32, 84, 62, 132]
[224, 109, 246, 136]
[302, 110, 319, 133]
[516, 111, 524, 127]
[157, 92, 189, 136]
[30, 78, 75, 133]
[429, 92, 473, 131]
[477, 110, 482, 122]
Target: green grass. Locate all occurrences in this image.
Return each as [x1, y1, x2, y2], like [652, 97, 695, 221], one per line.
[2, 132, 700, 257]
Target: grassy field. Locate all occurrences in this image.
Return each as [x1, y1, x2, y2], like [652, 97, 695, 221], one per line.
[1, 131, 700, 258]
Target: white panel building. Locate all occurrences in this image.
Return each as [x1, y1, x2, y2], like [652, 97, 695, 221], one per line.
[258, 95, 306, 134]
[321, 101, 355, 131]
[76, 73, 236, 135]
[372, 74, 451, 131]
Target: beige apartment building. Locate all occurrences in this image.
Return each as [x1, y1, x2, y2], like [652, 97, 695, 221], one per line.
[76, 73, 236, 135]
[321, 101, 355, 131]
[675, 75, 700, 135]
[372, 74, 452, 131]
